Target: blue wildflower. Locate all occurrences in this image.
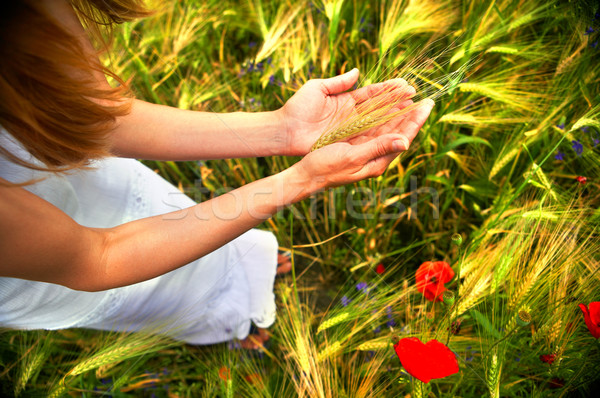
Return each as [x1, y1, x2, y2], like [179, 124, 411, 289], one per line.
[356, 282, 368, 293]
[556, 122, 565, 130]
[591, 41, 598, 49]
[269, 75, 277, 85]
[555, 151, 565, 161]
[385, 306, 396, 327]
[585, 27, 595, 35]
[581, 126, 589, 133]
[594, 138, 600, 147]
[373, 325, 381, 334]
[365, 350, 375, 362]
[248, 41, 257, 48]
[341, 295, 350, 307]
[572, 140, 584, 156]
[228, 340, 242, 350]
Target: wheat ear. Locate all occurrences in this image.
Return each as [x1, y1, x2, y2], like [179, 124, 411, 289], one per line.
[317, 312, 350, 333]
[311, 114, 379, 151]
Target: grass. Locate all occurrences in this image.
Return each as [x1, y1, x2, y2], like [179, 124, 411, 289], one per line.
[2, 0, 600, 396]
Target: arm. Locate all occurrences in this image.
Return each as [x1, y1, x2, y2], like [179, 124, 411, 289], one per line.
[0, 99, 433, 292]
[45, 0, 415, 160]
[110, 100, 288, 160]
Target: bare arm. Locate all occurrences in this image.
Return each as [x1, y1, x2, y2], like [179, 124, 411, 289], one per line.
[0, 167, 304, 292]
[0, 102, 433, 292]
[110, 100, 288, 160]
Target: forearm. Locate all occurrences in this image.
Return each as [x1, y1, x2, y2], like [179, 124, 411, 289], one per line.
[86, 166, 314, 291]
[110, 100, 289, 160]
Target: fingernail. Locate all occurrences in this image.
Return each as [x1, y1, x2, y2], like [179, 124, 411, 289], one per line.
[423, 98, 435, 107]
[393, 138, 408, 151]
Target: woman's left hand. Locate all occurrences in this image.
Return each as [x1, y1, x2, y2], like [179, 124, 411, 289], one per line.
[279, 68, 417, 156]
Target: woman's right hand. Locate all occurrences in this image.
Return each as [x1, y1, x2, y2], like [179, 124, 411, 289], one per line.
[290, 98, 434, 193]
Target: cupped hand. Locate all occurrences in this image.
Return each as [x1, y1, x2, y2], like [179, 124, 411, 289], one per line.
[290, 98, 434, 192]
[280, 68, 420, 156]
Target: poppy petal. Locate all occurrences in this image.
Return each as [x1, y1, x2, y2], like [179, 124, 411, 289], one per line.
[580, 302, 600, 339]
[588, 302, 600, 326]
[394, 337, 459, 384]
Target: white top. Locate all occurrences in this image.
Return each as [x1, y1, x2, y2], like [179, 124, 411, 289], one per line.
[0, 129, 277, 343]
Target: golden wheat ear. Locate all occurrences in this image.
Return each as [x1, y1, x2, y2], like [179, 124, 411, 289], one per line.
[309, 84, 423, 152]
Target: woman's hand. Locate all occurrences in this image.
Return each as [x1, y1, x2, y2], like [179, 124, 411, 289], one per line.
[288, 98, 434, 193]
[279, 68, 420, 156]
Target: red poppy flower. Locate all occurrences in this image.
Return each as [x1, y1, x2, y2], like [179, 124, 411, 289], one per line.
[393, 337, 459, 383]
[549, 377, 565, 389]
[576, 176, 587, 185]
[540, 354, 556, 364]
[243, 373, 262, 385]
[416, 261, 455, 302]
[375, 263, 385, 274]
[218, 366, 231, 382]
[578, 302, 600, 339]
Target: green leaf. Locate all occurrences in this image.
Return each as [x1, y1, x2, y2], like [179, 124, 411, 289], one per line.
[470, 309, 502, 339]
[436, 135, 492, 158]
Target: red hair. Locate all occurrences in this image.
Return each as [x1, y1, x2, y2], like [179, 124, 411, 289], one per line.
[0, 0, 151, 177]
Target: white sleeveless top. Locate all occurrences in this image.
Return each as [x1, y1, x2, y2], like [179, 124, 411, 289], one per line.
[0, 131, 127, 329]
[0, 128, 278, 344]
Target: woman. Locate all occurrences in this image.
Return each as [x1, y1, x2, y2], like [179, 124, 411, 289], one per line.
[0, 0, 433, 347]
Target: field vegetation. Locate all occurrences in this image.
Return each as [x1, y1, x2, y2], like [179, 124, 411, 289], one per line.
[1, 0, 599, 396]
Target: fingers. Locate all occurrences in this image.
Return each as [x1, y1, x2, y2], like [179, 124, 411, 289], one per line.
[350, 133, 407, 166]
[347, 99, 434, 178]
[353, 134, 405, 179]
[319, 68, 360, 95]
[396, 99, 435, 145]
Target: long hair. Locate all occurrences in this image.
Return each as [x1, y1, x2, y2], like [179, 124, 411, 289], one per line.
[0, 0, 152, 178]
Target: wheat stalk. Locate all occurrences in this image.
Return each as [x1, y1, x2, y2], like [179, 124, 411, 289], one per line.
[67, 343, 145, 377]
[491, 255, 513, 292]
[356, 340, 390, 351]
[317, 341, 342, 362]
[295, 335, 311, 374]
[438, 113, 477, 124]
[531, 321, 551, 345]
[555, 41, 586, 75]
[317, 312, 351, 333]
[571, 117, 600, 131]
[508, 260, 545, 310]
[486, 46, 519, 55]
[311, 115, 378, 151]
[456, 273, 491, 316]
[490, 148, 519, 178]
[48, 384, 67, 398]
[487, 353, 501, 398]
[15, 350, 46, 396]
